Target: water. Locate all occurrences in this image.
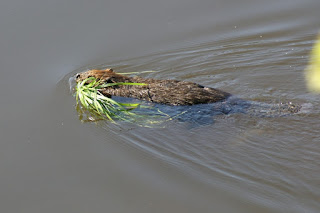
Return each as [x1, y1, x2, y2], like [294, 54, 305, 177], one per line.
[1, 0, 320, 212]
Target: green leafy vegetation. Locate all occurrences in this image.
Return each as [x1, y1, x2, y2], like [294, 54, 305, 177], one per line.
[75, 77, 146, 122]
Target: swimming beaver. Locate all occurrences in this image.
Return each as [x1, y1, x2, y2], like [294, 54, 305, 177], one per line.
[76, 69, 231, 105]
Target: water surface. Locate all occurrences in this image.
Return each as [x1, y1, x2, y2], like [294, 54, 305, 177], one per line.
[1, 0, 320, 212]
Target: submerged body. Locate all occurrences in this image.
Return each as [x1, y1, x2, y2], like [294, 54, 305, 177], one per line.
[76, 69, 231, 105]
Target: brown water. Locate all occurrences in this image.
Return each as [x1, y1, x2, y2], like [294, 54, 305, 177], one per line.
[1, 0, 320, 212]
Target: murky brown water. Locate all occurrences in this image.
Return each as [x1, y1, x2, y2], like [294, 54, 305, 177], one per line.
[1, 0, 320, 212]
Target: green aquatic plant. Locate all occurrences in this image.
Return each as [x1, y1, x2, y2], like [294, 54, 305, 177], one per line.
[75, 77, 146, 122]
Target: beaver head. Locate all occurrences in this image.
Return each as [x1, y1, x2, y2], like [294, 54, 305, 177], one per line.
[75, 69, 131, 83]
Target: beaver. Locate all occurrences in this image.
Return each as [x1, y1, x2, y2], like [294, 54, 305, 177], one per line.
[75, 69, 231, 105]
[74, 68, 303, 121]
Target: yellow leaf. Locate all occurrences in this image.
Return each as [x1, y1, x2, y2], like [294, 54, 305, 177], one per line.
[305, 33, 320, 93]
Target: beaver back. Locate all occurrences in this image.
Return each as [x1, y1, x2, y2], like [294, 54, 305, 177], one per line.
[76, 69, 231, 105]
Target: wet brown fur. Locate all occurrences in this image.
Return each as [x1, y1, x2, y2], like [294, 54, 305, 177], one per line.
[76, 69, 231, 105]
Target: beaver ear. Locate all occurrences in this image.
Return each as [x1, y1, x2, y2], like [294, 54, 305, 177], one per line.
[104, 68, 114, 72]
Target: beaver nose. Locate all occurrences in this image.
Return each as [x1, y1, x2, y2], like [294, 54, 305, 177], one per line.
[75, 73, 80, 79]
